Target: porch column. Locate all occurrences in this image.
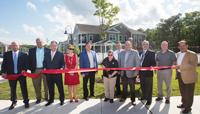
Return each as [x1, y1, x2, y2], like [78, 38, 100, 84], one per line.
[111, 45, 113, 50]
[105, 45, 107, 53]
[100, 45, 102, 53]
[93, 44, 95, 51]
[81, 34, 82, 52]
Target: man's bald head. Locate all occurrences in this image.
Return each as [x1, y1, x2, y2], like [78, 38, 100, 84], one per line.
[11, 42, 20, 52]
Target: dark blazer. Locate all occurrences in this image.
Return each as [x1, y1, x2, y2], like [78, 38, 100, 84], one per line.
[1, 51, 29, 75]
[43, 51, 65, 69]
[79, 50, 98, 75]
[28, 47, 50, 73]
[139, 49, 156, 77]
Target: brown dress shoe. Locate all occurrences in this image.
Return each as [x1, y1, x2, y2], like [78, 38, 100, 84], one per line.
[36, 99, 41, 104]
[177, 104, 184, 108]
[119, 98, 126, 102]
[155, 97, 163, 101]
[165, 100, 170, 104]
[182, 108, 191, 113]
[132, 101, 136, 105]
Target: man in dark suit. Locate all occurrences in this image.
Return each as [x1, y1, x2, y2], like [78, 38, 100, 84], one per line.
[29, 38, 50, 104]
[79, 42, 98, 101]
[138, 40, 156, 105]
[1, 42, 29, 110]
[43, 41, 65, 106]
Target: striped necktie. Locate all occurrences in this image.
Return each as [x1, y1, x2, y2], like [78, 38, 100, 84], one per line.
[51, 51, 54, 61]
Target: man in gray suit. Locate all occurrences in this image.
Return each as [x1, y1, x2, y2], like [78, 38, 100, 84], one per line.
[118, 41, 140, 105]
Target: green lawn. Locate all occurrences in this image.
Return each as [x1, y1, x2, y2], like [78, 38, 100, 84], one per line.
[0, 66, 199, 100]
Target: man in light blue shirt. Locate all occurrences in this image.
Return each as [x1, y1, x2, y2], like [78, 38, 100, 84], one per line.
[28, 38, 50, 104]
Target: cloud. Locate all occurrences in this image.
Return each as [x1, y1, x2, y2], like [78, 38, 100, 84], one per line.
[27, 2, 36, 11]
[37, 26, 43, 31]
[173, 0, 200, 5]
[22, 24, 44, 38]
[0, 28, 10, 34]
[0, 37, 34, 45]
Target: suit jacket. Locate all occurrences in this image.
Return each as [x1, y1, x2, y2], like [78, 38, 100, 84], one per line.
[177, 50, 199, 84]
[79, 50, 98, 75]
[118, 49, 140, 78]
[28, 47, 50, 73]
[1, 51, 29, 75]
[139, 49, 156, 77]
[43, 51, 65, 70]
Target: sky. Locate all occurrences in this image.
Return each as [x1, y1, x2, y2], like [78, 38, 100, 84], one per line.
[0, 0, 200, 45]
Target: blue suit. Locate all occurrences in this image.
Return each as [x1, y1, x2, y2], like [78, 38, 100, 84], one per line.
[79, 50, 98, 98]
[43, 51, 65, 102]
[1, 51, 29, 104]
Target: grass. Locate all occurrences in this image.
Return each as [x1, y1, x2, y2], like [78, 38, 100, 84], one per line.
[0, 66, 199, 100]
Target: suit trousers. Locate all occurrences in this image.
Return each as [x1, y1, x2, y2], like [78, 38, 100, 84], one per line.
[83, 71, 95, 98]
[32, 68, 49, 99]
[122, 71, 136, 101]
[9, 76, 29, 104]
[157, 69, 172, 100]
[103, 76, 117, 99]
[46, 74, 64, 102]
[139, 72, 153, 102]
[115, 73, 121, 95]
[177, 72, 195, 110]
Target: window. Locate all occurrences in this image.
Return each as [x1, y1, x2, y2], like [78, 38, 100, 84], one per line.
[89, 35, 93, 41]
[138, 36, 142, 43]
[120, 25, 122, 29]
[134, 35, 137, 47]
[119, 35, 122, 42]
[124, 35, 127, 42]
[109, 34, 116, 41]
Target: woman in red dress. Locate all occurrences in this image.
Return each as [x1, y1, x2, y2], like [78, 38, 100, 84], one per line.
[64, 44, 80, 103]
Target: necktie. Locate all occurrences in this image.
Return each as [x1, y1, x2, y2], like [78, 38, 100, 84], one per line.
[14, 52, 18, 74]
[51, 51, 54, 61]
[140, 51, 145, 64]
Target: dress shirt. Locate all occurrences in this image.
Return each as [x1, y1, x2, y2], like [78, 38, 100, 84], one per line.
[114, 49, 122, 61]
[87, 51, 94, 68]
[12, 50, 19, 60]
[36, 47, 44, 68]
[177, 52, 185, 72]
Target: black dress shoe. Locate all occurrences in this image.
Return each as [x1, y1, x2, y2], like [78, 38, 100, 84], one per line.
[110, 99, 114, 103]
[177, 104, 184, 108]
[25, 103, 30, 108]
[60, 101, 64, 106]
[36, 99, 41, 104]
[146, 101, 151, 105]
[84, 98, 89, 101]
[104, 98, 109, 102]
[139, 97, 146, 100]
[9, 102, 17, 110]
[182, 109, 191, 113]
[165, 100, 170, 104]
[90, 94, 96, 97]
[45, 101, 53, 106]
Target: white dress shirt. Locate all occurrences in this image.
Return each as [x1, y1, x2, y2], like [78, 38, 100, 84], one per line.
[12, 50, 19, 60]
[114, 49, 122, 61]
[87, 51, 94, 68]
[177, 52, 185, 72]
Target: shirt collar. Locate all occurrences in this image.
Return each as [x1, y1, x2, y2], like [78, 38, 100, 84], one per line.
[37, 47, 44, 50]
[12, 50, 19, 54]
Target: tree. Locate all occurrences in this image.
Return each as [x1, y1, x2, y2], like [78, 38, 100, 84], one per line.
[73, 43, 80, 55]
[92, 0, 120, 40]
[44, 38, 50, 48]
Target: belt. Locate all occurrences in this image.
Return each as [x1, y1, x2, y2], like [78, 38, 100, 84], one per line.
[158, 68, 171, 70]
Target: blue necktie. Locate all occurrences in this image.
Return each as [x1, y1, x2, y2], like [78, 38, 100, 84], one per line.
[14, 53, 18, 74]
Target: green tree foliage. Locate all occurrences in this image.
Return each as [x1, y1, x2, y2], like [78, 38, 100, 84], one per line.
[44, 38, 50, 48]
[144, 11, 200, 53]
[73, 43, 80, 55]
[92, 0, 120, 40]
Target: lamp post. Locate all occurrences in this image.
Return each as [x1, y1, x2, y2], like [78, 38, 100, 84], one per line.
[64, 25, 73, 45]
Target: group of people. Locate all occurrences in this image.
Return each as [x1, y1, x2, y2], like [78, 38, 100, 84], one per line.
[1, 38, 198, 114]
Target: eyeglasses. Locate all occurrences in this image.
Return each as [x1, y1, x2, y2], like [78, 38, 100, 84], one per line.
[68, 48, 74, 50]
[108, 54, 113, 56]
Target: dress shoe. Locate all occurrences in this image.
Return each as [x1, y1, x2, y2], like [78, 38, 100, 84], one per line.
[177, 104, 184, 108]
[75, 99, 79, 102]
[104, 98, 109, 102]
[90, 94, 96, 97]
[119, 98, 126, 102]
[165, 100, 170, 104]
[84, 97, 89, 101]
[60, 101, 64, 106]
[146, 101, 151, 105]
[182, 109, 191, 113]
[25, 103, 30, 108]
[9, 102, 17, 110]
[110, 99, 114, 103]
[155, 97, 163, 101]
[139, 97, 146, 100]
[45, 101, 53, 106]
[132, 101, 136, 105]
[45, 98, 49, 101]
[70, 99, 73, 103]
[36, 99, 41, 104]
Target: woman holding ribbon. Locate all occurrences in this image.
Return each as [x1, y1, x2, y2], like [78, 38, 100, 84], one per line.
[101, 50, 119, 103]
[64, 44, 80, 103]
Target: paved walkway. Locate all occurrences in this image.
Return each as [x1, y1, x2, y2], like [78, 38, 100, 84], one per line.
[0, 96, 199, 114]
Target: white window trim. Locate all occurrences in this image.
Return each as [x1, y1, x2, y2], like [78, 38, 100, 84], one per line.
[89, 35, 93, 41]
[119, 35, 122, 42]
[109, 34, 116, 41]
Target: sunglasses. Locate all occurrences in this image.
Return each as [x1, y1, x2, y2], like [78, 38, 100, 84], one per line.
[68, 48, 74, 50]
[108, 54, 113, 56]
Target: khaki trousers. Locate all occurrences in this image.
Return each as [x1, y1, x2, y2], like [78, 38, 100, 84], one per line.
[32, 68, 49, 99]
[103, 76, 117, 99]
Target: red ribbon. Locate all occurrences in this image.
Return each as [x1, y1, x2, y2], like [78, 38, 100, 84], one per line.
[2, 66, 175, 80]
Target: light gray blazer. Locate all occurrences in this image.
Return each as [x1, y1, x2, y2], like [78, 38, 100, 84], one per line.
[118, 49, 140, 78]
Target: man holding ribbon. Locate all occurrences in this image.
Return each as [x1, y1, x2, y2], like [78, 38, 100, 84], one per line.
[1, 42, 29, 110]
